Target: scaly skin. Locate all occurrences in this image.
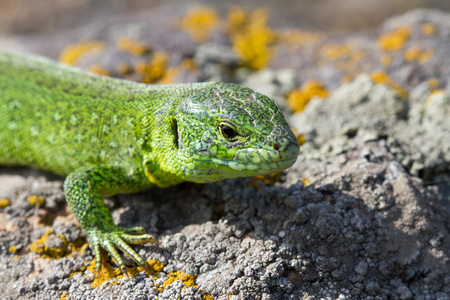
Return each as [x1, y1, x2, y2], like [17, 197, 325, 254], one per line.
[0, 51, 299, 273]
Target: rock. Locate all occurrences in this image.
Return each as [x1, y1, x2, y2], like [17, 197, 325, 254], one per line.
[1, 4, 449, 300]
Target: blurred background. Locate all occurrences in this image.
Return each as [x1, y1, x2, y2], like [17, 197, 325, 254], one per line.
[1, 0, 450, 35]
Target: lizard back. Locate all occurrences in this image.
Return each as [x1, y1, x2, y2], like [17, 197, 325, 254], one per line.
[0, 52, 161, 175]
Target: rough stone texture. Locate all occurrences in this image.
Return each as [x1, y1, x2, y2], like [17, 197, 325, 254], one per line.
[290, 75, 450, 185]
[1, 5, 449, 300]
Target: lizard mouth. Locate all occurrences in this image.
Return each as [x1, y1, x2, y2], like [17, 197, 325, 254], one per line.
[210, 142, 300, 175]
[211, 156, 298, 174]
[184, 140, 300, 183]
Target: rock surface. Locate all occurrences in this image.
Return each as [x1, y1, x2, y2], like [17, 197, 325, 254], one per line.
[0, 4, 449, 300]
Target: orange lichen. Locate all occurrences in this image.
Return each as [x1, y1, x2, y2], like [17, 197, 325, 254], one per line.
[118, 63, 131, 75]
[180, 57, 198, 71]
[160, 270, 198, 290]
[279, 29, 322, 49]
[60, 294, 70, 300]
[404, 48, 433, 63]
[9, 245, 17, 253]
[250, 172, 282, 188]
[318, 43, 367, 77]
[287, 80, 329, 113]
[319, 44, 353, 61]
[428, 78, 439, 90]
[291, 129, 306, 146]
[87, 255, 164, 289]
[59, 41, 105, 65]
[370, 71, 408, 98]
[226, 6, 247, 32]
[27, 195, 45, 207]
[116, 37, 150, 56]
[349, 50, 366, 63]
[228, 7, 277, 70]
[341, 74, 354, 83]
[377, 27, 411, 51]
[425, 89, 445, 105]
[30, 228, 87, 259]
[296, 134, 306, 146]
[158, 67, 178, 84]
[177, 6, 219, 42]
[154, 57, 198, 84]
[421, 23, 435, 36]
[0, 198, 11, 209]
[380, 55, 392, 67]
[88, 64, 111, 76]
[135, 52, 169, 83]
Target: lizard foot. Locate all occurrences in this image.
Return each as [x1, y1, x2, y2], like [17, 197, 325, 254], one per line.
[88, 226, 158, 274]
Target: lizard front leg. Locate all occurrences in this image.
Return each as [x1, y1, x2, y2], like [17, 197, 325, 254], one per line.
[64, 165, 157, 274]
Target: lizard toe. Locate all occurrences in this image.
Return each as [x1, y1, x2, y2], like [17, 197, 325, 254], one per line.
[123, 226, 146, 234]
[121, 233, 158, 245]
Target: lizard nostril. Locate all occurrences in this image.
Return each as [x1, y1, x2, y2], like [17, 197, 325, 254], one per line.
[273, 143, 280, 151]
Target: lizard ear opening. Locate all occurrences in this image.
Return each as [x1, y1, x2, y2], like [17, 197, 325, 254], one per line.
[172, 118, 179, 149]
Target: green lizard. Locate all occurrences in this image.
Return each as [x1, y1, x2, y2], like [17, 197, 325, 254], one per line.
[0, 51, 299, 274]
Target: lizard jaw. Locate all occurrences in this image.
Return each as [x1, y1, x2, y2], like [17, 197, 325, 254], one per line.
[209, 141, 300, 176]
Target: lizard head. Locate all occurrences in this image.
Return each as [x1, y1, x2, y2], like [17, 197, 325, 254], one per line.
[166, 83, 300, 183]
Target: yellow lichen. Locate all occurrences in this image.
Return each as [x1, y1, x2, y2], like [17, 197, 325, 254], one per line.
[30, 228, 66, 259]
[13, 255, 19, 261]
[60, 294, 70, 300]
[27, 195, 45, 207]
[88, 64, 111, 76]
[59, 41, 105, 65]
[116, 37, 150, 56]
[9, 245, 17, 253]
[421, 23, 435, 36]
[30, 228, 87, 259]
[177, 6, 219, 42]
[287, 80, 329, 113]
[228, 7, 277, 70]
[86, 256, 164, 289]
[296, 134, 306, 146]
[378, 27, 411, 51]
[370, 71, 408, 98]
[135, 52, 169, 83]
[0, 198, 11, 209]
[161, 270, 198, 290]
[404, 48, 433, 63]
[203, 295, 214, 300]
[177, 5, 311, 70]
[301, 178, 310, 185]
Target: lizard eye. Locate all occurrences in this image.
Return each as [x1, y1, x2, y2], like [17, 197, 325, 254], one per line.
[220, 124, 238, 140]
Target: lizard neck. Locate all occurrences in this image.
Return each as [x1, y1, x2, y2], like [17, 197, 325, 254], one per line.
[133, 82, 216, 187]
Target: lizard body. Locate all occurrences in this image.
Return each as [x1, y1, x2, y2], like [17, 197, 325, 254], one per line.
[0, 51, 299, 273]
